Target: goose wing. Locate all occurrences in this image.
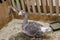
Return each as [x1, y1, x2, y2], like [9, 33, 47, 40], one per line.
[22, 22, 43, 37]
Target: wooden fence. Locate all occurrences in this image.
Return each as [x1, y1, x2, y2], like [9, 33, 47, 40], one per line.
[11, 0, 60, 16]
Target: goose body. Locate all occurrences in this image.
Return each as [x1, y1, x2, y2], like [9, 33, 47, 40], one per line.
[22, 22, 43, 37]
[19, 10, 44, 38]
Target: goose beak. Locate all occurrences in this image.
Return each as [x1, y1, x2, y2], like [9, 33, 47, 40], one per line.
[18, 11, 22, 15]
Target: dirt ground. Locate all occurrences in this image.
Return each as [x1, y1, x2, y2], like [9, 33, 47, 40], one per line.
[0, 19, 60, 40]
[53, 31, 60, 40]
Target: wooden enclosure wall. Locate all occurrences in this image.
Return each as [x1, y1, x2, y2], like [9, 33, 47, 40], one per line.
[0, 0, 12, 29]
[11, 0, 60, 22]
[0, 0, 60, 29]
[11, 0, 60, 16]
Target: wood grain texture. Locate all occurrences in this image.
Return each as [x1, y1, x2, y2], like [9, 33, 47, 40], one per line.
[55, 0, 59, 16]
[16, 0, 21, 11]
[49, 0, 53, 16]
[20, 0, 26, 10]
[31, 0, 36, 13]
[26, 0, 31, 13]
[42, 0, 47, 15]
[13, 13, 60, 23]
[36, 0, 41, 14]
[11, 0, 16, 9]
[0, 0, 12, 29]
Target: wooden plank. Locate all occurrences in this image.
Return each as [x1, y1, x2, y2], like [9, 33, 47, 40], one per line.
[26, 0, 31, 13]
[55, 0, 59, 16]
[42, 0, 47, 15]
[31, 0, 36, 13]
[47, 0, 50, 6]
[16, 0, 21, 11]
[59, 0, 60, 6]
[36, 0, 41, 14]
[20, 0, 25, 10]
[7, 0, 12, 5]
[11, 0, 16, 9]
[49, 0, 53, 16]
[53, 0, 56, 6]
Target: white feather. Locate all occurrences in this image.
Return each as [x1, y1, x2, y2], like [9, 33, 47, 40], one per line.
[41, 26, 52, 33]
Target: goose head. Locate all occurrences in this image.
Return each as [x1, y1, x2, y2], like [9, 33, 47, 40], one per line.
[18, 10, 27, 16]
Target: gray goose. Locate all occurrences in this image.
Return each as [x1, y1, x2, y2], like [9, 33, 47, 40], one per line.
[9, 6, 52, 40]
[19, 10, 44, 38]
